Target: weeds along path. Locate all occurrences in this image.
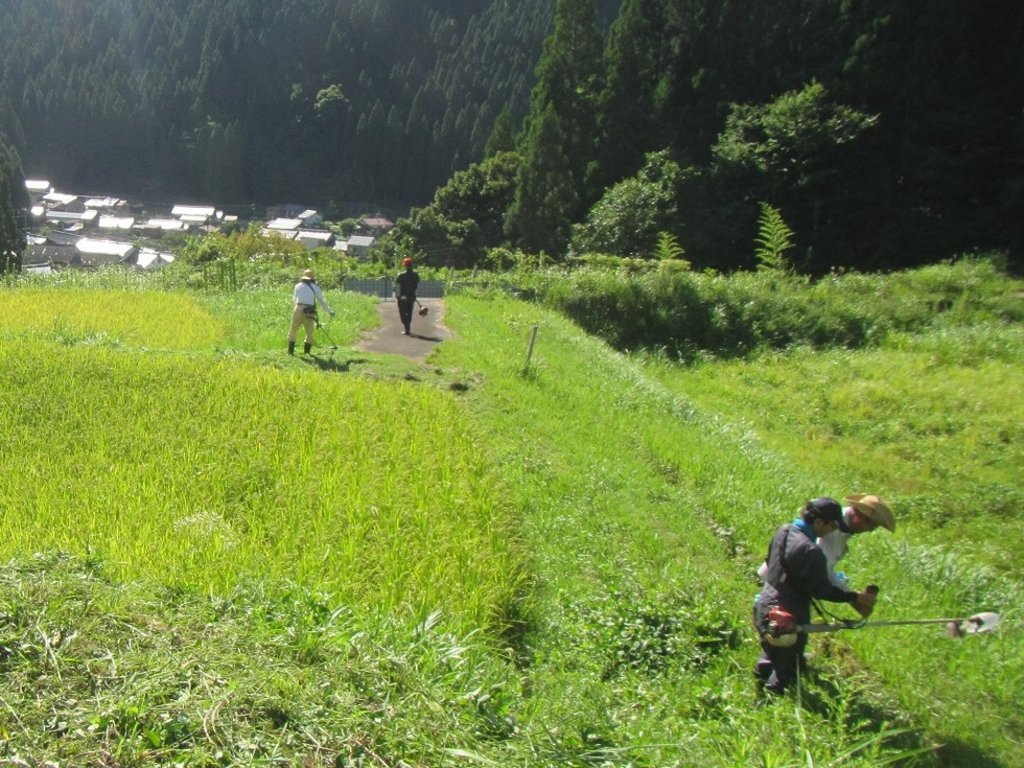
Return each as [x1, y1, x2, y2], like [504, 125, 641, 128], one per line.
[436, 295, 1022, 767]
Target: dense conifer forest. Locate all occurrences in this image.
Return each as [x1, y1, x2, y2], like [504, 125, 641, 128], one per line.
[1, 0, 1022, 272]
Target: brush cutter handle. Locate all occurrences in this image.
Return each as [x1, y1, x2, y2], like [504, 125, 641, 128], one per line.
[852, 584, 878, 618]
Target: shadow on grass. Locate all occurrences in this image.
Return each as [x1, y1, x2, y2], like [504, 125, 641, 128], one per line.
[798, 669, 1006, 767]
[305, 355, 369, 373]
[932, 741, 1007, 768]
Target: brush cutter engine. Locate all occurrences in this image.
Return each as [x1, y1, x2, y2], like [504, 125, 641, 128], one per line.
[765, 607, 799, 647]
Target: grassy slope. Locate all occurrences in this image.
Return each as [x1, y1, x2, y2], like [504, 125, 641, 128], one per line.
[435, 296, 948, 766]
[642, 329, 1024, 764]
[0, 282, 1020, 766]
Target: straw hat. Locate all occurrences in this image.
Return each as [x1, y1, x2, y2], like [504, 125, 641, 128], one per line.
[844, 494, 896, 532]
[300, 269, 315, 280]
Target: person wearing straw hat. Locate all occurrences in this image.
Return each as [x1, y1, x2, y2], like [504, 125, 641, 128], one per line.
[818, 494, 896, 588]
[753, 497, 877, 694]
[287, 269, 334, 355]
[394, 256, 420, 335]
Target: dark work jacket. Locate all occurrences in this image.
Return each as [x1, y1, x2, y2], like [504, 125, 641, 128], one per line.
[757, 522, 857, 625]
[396, 269, 419, 300]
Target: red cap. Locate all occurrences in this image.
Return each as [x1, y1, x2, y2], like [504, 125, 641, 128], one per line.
[402, 257, 413, 266]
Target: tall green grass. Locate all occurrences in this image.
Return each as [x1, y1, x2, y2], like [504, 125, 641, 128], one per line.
[642, 328, 1024, 575]
[511, 256, 1023, 359]
[641, 324, 1024, 764]
[435, 296, 939, 766]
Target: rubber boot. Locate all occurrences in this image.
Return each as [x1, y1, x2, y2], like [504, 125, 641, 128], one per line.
[304, 342, 312, 355]
[288, 341, 295, 355]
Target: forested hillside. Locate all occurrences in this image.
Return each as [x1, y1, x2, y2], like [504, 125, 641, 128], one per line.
[0, 0, 614, 212]
[389, 0, 1023, 272]
[1, 0, 1022, 272]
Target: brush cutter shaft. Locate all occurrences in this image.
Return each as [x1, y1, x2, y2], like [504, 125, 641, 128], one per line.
[799, 612, 1000, 635]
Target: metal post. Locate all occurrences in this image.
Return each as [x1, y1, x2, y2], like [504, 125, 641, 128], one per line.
[522, 325, 539, 376]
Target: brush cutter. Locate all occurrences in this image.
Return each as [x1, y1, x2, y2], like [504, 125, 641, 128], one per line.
[798, 612, 1002, 638]
[764, 605, 1001, 647]
[315, 314, 340, 351]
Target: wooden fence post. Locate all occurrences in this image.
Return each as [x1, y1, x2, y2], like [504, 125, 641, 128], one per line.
[522, 325, 539, 377]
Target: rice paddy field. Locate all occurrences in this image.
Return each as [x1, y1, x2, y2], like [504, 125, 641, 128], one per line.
[0, 269, 1021, 767]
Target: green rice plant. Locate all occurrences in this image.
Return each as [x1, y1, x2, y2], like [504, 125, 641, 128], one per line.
[0, 287, 223, 349]
[0, 339, 521, 633]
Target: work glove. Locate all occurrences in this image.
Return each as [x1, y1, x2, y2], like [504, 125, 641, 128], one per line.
[852, 589, 876, 618]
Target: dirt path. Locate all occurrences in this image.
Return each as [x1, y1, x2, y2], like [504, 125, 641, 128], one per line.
[356, 298, 450, 361]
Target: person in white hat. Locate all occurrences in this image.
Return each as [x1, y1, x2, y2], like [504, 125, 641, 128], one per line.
[817, 494, 896, 588]
[288, 269, 335, 355]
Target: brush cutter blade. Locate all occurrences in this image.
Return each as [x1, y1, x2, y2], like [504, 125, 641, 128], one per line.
[947, 612, 1001, 638]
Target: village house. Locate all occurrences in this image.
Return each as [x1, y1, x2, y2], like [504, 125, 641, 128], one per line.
[346, 234, 376, 259]
[295, 229, 336, 251]
[357, 215, 394, 236]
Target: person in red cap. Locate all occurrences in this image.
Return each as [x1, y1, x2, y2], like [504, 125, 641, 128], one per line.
[394, 257, 420, 335]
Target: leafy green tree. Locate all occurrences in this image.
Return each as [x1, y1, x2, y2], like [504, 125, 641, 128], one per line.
[593, 0, 665, 189]
[517, 0, 603, 212]
[0, 174, 24, 273]
[711, 81, 877, 271]
[832, 0, 1024, 268]
[0, 139, 26, 273]
[484, 107, 517, 157]
[385, 150, 520, 268]
[571, 150, 690, 258]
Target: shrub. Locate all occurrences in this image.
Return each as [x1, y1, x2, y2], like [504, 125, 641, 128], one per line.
[531, 256, 1018, 358]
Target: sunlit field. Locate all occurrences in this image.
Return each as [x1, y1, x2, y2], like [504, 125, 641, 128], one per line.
[0, 287, 223, 349]
[0, 288, 518, 631]
[644, 325, 1024, 576]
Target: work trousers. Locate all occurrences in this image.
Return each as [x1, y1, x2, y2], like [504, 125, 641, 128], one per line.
[397, 296, 415, 332]
[288, 304, 316, 343]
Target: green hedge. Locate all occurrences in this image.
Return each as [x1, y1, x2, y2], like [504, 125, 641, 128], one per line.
[522, 257, 1020, 359]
